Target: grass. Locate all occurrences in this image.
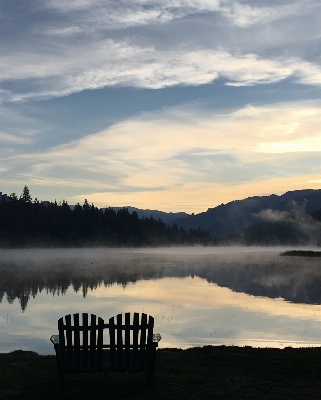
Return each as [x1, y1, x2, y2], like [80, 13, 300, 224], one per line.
[1, 346, 321, 399]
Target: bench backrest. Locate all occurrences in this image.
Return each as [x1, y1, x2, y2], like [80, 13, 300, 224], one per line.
[58, 313, 104, 373]
[56, 312, 156, 374]
[108, 312, 155, 372]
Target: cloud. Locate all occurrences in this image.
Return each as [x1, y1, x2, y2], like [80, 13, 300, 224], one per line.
[1, 100, 321, 210]
[221, 2, 300, 27]
[42, 0, 221, 19]
[4, 100, 321, 161]
[0, 132, 30, 144]
[0, 104, 49, 147]
[2, 0, 321, 102]
[40, 0, 222, 33]
[2, 0, 321, 213]
[41, 0, 320, 30]
[39, 26, 83, 37]
[3, 41, 321, 102]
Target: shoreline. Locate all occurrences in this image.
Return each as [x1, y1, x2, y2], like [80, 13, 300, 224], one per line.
[280, 249, 321, 257]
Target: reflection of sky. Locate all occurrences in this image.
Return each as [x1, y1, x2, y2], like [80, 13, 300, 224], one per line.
[2, 273, 321, 354]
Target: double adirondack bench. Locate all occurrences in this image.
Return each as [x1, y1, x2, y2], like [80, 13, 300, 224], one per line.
[50, 312, 161, 387]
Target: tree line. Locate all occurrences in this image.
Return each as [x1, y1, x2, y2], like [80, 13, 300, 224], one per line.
[0, 186, 212, 247]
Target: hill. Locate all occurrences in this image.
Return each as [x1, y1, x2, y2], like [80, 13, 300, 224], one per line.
[171, 189, 321, 238]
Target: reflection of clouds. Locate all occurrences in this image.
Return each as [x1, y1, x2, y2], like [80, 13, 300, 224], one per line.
[90, 276, 321, 321]
[6, 276, 321, 354]
[3, 247, 321, 353]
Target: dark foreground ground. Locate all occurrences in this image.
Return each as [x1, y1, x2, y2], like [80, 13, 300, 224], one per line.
[1, 346, 321, 400]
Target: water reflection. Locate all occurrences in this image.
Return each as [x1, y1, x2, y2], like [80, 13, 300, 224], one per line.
[1, 247, 321, 311]
[1, 247, 321, 353]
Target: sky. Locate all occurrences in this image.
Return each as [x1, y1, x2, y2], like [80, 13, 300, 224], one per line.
[1, 0, 321, 213]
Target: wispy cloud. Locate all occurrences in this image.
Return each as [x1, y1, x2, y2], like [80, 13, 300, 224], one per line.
[1, 100, 321, 210]
[3, 42, 321, 102]
[2, 0, 321, 102]
[0, 132, 30, 144]
[221, 2, 300, 27]
[42, 0, 222, 27]
[41, 0, 319, 30]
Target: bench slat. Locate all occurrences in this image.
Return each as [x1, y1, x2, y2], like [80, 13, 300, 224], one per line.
[139, 313, 147, 369]
[116, 313, 123, 368]
[74, 314, 81, 372]
[124, 313, 131, 369]
[109, 316, 116, 367]
[89, 314, 97, 370]
[82, 313, 89, 372]
[97, 317, 104, 369]
[132, 312, 139, 369]
[65, 315, 73, 371]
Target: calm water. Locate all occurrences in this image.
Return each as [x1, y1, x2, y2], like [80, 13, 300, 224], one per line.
[1, 246, 321, 354]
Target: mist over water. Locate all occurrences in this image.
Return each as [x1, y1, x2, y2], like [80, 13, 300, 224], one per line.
[1, 246, 321, 353]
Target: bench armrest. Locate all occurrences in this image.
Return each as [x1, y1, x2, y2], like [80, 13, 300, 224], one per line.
[153, 333, 161, 342]
[50, 335, 60, 345]
[50, 333, 161, 344]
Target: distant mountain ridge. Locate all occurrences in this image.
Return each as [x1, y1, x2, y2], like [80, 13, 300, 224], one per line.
[3, 188, 320, 242]
[171, 189, 321, 238]
[105, 189, 321, 239]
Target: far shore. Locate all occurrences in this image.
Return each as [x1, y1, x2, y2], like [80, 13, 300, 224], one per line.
[280, 249, 321, 257]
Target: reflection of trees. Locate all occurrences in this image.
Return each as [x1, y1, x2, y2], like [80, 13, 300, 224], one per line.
[196, 263, 321, 305]
[155, 255, 321, 305]
[0, 260, 159, 311]
[1, 251, 321, 311]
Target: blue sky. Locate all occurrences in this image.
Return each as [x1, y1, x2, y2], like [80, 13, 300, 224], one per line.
[1, 0, 321, 212]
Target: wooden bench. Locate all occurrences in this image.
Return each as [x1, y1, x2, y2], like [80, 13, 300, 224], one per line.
[50, 312, 161, 387]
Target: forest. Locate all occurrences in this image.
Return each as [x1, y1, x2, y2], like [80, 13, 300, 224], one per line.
[0, 186, 212, 247]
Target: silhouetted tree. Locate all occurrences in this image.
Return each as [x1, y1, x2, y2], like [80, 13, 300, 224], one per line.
[20, 185, 32, 203]
[10, 193, 18, 200]
[0, 185, 213, 247]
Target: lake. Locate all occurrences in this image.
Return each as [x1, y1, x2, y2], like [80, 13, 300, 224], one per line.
[1, 246, 321, 355]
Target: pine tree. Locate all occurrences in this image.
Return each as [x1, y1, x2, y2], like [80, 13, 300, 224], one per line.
[20, 185, 32, 203]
